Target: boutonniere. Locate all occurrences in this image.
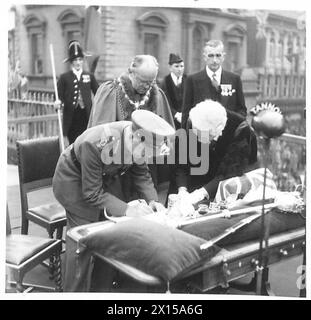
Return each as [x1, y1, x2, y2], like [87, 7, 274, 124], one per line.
[82, 74, 90, 83]
[220, 84, 236, 96]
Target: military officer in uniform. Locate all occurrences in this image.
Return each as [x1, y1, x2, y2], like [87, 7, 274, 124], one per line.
[52, 109, 175, 291]
[55, 40, 99, 145]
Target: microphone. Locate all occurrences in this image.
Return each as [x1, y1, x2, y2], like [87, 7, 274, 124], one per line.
[250, 102, 285, 294]
[250, 102, 285, 138]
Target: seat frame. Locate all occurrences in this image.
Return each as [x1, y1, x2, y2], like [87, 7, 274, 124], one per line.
[16, 137, 66, 239]
[6, 205, 63, 293]
[6, 237, 63, 293]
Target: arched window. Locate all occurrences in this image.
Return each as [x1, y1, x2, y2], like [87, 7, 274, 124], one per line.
[57, 9, 84, 56]
[223, 24, 246, 72]
[136, 11, 169, 70]
[277, 39, 283, 59]
[24, 14, 46, 75]
[269, 32, 276, 61]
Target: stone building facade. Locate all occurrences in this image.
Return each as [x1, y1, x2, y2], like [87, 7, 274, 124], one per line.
[8, 5, 305, 108]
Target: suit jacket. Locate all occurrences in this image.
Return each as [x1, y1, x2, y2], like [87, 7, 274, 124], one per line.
[181, 69, 247, 129]
[52, 121, 158, 223]
[160, 74, 187, 115]
[175, 111, 258, 200]
[57, 70, 99, 136]
[160, 74, 186, 129]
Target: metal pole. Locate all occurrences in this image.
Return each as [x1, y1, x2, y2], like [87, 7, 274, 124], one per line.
[256, 138, 271, 295]
[49, 44, 65, 152]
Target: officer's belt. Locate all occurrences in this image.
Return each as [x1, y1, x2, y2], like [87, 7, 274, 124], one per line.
[70, 145, 81, 172]
[70, 144, 130, 178]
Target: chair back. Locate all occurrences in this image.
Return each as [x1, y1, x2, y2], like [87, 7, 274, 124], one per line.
[16, 136, 61, 191]
[16, 136, 61, 220]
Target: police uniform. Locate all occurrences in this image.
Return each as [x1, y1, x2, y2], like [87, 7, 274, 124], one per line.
[57, 40, 99, 144]
[52, 110, 175, 291]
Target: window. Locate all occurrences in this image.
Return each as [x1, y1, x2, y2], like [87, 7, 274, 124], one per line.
[31, 33, 43, 74]
[136, 11, 169, 77]
[192, 26, 204, 72]
[227, 42, 239, 72]
[277, 39, 284, 60]
[269, 33, 276, 61]
[57, 9, 84, 63]
[24, 14, 46, 75]
[223, 24, 246, 72]
[144, 33, 159, 61]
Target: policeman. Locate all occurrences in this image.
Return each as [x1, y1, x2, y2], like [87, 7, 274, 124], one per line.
[52, 109, 175, 291]
[55, 40, 99, 145]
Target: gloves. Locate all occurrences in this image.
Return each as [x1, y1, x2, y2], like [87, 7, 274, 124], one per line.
[149, 200, 166, 213]
[178, 187, 209, 205]
[54, 99, 62, 111]
[188, 187, 209, 205]
[178, 187, 190, 198]
[125, 202, 154, 217]
[174, 112, 182, 123]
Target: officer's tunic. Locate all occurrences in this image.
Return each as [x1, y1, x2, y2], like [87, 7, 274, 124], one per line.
[52, 121, 158, 291]
[53, 121, 158, 224]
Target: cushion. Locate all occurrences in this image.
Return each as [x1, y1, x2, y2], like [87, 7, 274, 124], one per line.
[80, 218, 219, 282]
[6, 235, 55, 265]
[181, 208, 305, 247]
[28, 202, 66, 222]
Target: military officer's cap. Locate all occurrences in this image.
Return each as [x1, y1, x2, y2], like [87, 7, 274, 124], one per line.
[131, 110, 175, 156]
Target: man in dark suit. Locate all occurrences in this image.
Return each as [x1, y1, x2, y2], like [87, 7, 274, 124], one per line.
[181, 40, 247, 129]
[55, 40, 99, 145]
[160, 53, 186, 129]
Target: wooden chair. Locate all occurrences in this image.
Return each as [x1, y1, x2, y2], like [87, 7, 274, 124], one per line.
[6, 206, 63, 293]
[16, 136, 66, 239]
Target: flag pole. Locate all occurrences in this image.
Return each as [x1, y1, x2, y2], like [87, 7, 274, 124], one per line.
[49, 43, 65, 152]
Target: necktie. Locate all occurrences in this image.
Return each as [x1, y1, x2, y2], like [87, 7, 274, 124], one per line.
[211, 73, 220, 91]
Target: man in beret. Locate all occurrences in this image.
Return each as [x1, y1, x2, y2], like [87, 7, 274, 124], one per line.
[171, 99, 258, 205]
[181, 40, 247, 129]
[54, 40, 99, 145]
[53, 109, 175, 291]
[160, 53, 187, 129]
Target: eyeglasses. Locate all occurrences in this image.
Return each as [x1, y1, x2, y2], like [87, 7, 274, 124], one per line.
[207, 53, 223, 58]
[135, 76, 155, 87]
